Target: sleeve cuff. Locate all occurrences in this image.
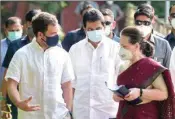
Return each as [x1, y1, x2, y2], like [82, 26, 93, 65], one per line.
[5, 76, 20, 83]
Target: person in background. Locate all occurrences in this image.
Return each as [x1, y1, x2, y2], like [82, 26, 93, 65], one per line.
[165, 4, 175, 50]
[0, 16, 23, 90]
[114, 26, 175, 119]
[70, 8, 121, 119]
[75, 1, 99, 15]
[62, 2, 93, 52]
[1, 9, 41, 119]
[5, 12, 74, 119]
[100, 1, 124, 36]
[101, 8, 120, 42]
[57, 24, 65, 43]
[75, 1, 99, 27]
[134, 3, 172, 68]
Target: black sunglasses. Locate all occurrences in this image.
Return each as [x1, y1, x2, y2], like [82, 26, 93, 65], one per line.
[135, 20, 151, 26]
[170, 13, 175, 18]
[104, 21, 112, 25]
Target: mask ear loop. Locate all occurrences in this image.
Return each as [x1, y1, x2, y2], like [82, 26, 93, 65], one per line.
[39, 32, 47, 43]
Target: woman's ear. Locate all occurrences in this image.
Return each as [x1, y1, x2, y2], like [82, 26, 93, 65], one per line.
[135, 42, 140, 50]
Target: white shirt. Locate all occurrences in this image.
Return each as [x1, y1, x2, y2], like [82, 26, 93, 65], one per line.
[5, 39, 74, 119]
[170, 47, 175, 89]
[69, 37, 121, 119]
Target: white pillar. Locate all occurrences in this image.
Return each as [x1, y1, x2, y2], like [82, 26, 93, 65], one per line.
[165, 1, 170, 23]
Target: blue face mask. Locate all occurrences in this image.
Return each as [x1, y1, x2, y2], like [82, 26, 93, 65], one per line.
[87, 30, 104, 42]
[45, 34, 59, 47]
[7, 31, 22, 41]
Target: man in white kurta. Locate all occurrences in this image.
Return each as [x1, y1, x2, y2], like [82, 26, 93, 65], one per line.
[170, 47, 175, 88]
[70, 9, 121, 119]
[5, 12, 74, 119]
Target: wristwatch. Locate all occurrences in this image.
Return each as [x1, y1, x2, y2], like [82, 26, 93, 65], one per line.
[140, 88, 143, 97]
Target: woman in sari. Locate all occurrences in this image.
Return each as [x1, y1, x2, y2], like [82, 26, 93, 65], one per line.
[113, 26, 175, 119]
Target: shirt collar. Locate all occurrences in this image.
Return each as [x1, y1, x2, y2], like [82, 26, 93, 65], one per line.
[84, 36, 105, 49]
[149, 34, 155, 44]
[169, 32, 175, 39]
[112, 33, 120, 42]
[31, 38, 44, 52]
[5, 38, 11, 45]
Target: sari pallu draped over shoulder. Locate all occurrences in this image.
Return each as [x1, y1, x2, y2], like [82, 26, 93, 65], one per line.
[116, 58, 175, 119]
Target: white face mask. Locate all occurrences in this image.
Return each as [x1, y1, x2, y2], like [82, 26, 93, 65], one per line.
[7, 30, 23, 41]
[171, 18, 175, 29]
[136, 25, 152, 38]
[87, 30, 104, 42]
[106, 1, 113, 5]
[119, 47, 133, 60]
[105, 25, 111, 36]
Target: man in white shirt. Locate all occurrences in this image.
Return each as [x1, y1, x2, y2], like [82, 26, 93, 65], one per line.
[5, 12, 74, 119]
[69, 8, 121, 119]
[170, 47, 175, 88]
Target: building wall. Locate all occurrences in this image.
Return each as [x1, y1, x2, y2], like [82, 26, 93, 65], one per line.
[61, 1, 81, 34]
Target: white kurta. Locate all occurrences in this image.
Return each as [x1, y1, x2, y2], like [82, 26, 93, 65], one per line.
[69, 37, 121, 119]
[170, 47, 175, 89]
[5, 39, 74, 119]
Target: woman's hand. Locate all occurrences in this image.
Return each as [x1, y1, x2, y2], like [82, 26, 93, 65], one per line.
[113, 93, 124, 102]
[124, 88, 140, 101]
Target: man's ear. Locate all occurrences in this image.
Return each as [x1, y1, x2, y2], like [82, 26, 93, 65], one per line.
[168, 16, 171, 24]
[83, 26, 87, 34]
[151, 16, 156, 25]
[21, 25, 23, 29]
[112, 21, 116, 30]
[4, 26, 8, 36]
[83, 26, 85, 30]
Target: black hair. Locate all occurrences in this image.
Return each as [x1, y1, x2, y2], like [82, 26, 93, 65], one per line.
[134, 3, 154, 20]
[121, 26, 154, 57]
[5, 17, 22, 28]
[100, 8, 114, 20]
[32, 12, 58, 36]
[80, 1, 93, 15]
[25, 9, 41, 22]
[169, 4, 175, 14]
[83, 8, 105, 28]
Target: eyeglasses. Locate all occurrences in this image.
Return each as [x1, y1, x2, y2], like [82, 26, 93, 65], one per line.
[135, 20, 151, 26]
[170, 13, 175, 18]
[104, 21, 112, 25]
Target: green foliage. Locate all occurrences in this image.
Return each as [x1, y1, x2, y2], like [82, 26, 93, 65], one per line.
[28, 1, 69, 14]
[152, 1, 175, 18]
[115, 1, 175, 18]
[115, 1, 146, 11]
[1, 2, 14, 24]
[0, 1, 69, 39]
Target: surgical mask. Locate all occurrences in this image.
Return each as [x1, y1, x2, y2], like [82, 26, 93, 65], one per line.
[171, 18, 175, 29]
[45, 34, 59, 47]
[119, 47, 133, 60]
[27, 27, 35, 38]
[136, 25, 152, 38]
[105, 25, 111, 36]
[87, 30, 104, 42]
[7, 30, 22, 41]
[106, 1, 113, 5]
